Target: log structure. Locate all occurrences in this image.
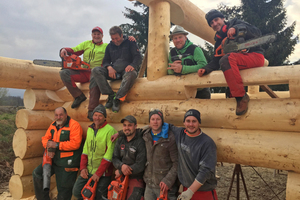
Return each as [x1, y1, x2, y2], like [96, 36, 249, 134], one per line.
[1, 0, 300, 199]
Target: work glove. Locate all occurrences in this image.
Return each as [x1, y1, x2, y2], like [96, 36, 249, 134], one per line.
[177, 188, 194, 200]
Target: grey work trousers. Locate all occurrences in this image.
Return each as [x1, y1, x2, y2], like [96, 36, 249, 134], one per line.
[88, 66, 137, 111]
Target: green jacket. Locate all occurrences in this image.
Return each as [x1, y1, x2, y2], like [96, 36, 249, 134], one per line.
[168, 39, 207, 75]
[82, 122, 117, 175]
[72, 40, 108, 69]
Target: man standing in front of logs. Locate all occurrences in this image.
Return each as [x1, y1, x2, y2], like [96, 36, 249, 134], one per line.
[32, 107, 83, 200]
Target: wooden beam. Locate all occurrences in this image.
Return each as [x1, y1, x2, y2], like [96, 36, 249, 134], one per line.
[138, 48, 148, 78]
[259, 85, 279, 98]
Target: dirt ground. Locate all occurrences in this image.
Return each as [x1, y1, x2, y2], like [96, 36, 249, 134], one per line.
[0, 161, 287, 200]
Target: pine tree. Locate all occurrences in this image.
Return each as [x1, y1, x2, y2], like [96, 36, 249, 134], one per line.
[119, 2, 149, 54]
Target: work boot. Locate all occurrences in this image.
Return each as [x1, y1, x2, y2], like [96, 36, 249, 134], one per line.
[71, 93, 87, 108]
[112, 98, 120, 113]
[105, 93, 116, 109]
[236, 93, 250, 115]
[87, 110, 93, 121]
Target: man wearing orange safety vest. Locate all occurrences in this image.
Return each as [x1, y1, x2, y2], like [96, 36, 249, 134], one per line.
[32, 107, 83, 200]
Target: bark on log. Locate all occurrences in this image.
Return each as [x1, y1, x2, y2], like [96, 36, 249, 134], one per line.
[286, 172, 300, 200]
[16, 109, 53, 129]
[24, 89, 64, 110]
[14, 157, 42, 177]
[0, 56, 63, 90]
[202, 127, 300, 173]
[147, 0, 170, 80]
[13, 129, 45, 159]
[9, 175, 56, 199]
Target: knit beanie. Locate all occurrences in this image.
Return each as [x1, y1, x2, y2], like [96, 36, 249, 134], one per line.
[183, 109, 201, 123]
[92, 104, 107, 118]
[149, 109, 164, 124]
[205, 9, 225, 26]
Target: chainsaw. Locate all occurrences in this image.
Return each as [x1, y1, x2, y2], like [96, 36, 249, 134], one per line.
[81, 178, 98, 200]
[107, 175, 129, 200]
[215, 33, 276, 57]
[33, 54, 90, 70]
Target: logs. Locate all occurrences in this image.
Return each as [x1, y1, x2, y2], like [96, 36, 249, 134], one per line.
[13, 129, 45, 159]
[0, 57, 63, 90]
[147, 0, 170, 80]
[9, 175, 56, 199]
[202, 128, 300, 173]
[286, 172, 300, 200]
[14, 157, 42, 176]
[16, 109, 53, 130]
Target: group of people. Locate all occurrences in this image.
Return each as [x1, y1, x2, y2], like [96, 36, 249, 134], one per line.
[32, 8, 266, 200]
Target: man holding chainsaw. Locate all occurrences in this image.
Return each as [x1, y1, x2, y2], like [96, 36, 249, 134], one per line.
[60, 26, 108, 109]
[32, 107, 83, 200]
[112, 115, 147, 199]
[168, 25, 211, 99]
[198, 9, 265, 115]
[72, 104, 117, 200]
[87, 26, 142, 116]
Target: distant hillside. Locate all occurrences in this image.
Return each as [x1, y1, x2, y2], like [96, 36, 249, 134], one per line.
[0, 96, 23, 106]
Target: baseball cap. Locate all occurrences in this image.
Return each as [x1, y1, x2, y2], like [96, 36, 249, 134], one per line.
[121, 115, 137, 124]
[92, 26, 103, 34]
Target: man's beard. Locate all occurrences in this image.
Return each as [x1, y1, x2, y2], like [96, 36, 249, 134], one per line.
[124, 130, 135, 137]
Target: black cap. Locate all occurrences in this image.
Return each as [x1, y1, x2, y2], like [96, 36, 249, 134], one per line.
[121, 115, 137, 124]
[92, 104, 106, 118]
[149, 109, 164, 124]
[205, 9, 225, 26]
[183, 109, 201, 123]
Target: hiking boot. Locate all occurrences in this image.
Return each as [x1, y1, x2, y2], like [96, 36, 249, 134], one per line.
[236, 93, 250, 115]
[87, 110, 93, 121]
[112, 98, 120, 113]
[105, 93, 116, 109]
[71, 93, 87, 108]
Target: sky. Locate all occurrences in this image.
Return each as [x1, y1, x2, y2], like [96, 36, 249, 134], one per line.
[0, 0, 299, 97]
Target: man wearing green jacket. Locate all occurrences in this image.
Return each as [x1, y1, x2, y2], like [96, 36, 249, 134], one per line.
[72, 104, 117, 199]
[168, 26, 211, 99]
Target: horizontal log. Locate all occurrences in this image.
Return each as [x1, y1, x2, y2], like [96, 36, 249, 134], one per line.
[0, 56, 64, 90]
[202, 127, 300, 173]
[18, 98, 300, 132]
[65, 98, 300, 132]
[16, 109, 53, 129]
[13, 129, 45, 159]
[286, 172, 300, 200]
[14, 157, 42, 177]
[24, 89, 64, 110]
[9, 174, 56, 199]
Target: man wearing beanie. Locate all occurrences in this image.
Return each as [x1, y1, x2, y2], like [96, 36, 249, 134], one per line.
[72, 104, 117, 199]
[142, 109, 179, 200]
[168, 25, 210, 99]
[198, 9, 265, 116]
[111, 115, 146, 199]
[169, 109, 218, 200]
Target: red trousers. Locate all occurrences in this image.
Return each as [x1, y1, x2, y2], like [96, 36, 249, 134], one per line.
[220, 52, 265, 97]
[183, 187, 218, 200]
[126, 178, 145, 200]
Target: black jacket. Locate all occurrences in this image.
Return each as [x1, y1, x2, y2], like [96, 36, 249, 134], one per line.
[102, 36, 142, 73]
[112, 129, 146, 179]
[203, 18, 264, 75]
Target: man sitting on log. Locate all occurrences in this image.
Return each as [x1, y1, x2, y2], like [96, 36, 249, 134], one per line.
[60, 26, 107, 109]
[168, 25, 211, 99]
[32, 107, 83, 200]
[112, 115, 147, 199]
[87, 26, 142, 117]
[72, 104, 117, 199]
[198, 9, 265, 115]
[169, 109, 218, 200]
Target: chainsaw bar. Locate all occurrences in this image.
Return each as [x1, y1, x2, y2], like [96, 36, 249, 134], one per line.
[237, 34, 276, 51]
[33, 59, 62, 67]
